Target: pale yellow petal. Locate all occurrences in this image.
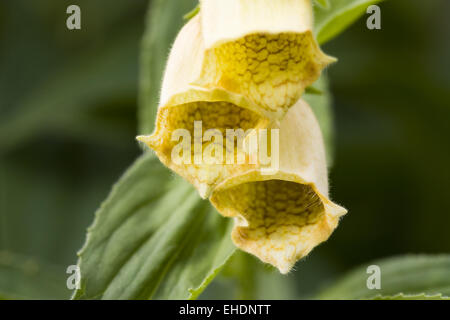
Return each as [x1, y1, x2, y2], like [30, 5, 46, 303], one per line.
[139, 16, 270, 198]
[195, 0, 336, 114]
[210, 99, 347, 273]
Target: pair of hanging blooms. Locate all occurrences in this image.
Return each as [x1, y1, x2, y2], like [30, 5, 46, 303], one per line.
[138, 0, 347, 274]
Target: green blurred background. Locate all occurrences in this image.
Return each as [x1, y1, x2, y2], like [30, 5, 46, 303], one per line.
[0, 0, 449, 299]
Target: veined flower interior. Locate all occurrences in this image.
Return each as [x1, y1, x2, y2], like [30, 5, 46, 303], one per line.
[144, 100, 266, 197]
[197, 32, 334, 113]
[211, 179, 326, 273]
[157, 101, 262, 160]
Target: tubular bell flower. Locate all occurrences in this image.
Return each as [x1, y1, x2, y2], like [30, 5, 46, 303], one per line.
[137, 0, 334, 199]
[137, 1, 346, 273]
[194, 0, 336, 117]
[138, 15, 271, 198]
[210, 99, 347, 274]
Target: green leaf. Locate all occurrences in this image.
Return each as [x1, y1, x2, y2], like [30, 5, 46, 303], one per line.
[73, 153, 235, 300]
[372, 293, 450, 300]
[314, 0, 330, 9]
[0, 251, 69, 300]
[314, 0, 385, 44]
[305, 85, 324, 95]
[317, 255, 450, 300]
[184, 4, 200, 21]
[304, 75, 335, 167]
[139, 0, 197, 134]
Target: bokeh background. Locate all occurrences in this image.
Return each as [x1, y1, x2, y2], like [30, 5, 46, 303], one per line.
[0, 0, 448, 299]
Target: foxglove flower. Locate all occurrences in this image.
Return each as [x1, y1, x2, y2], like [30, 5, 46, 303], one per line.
[138, 15, 269, 198]
[138, 1, 333, 198]
[195, 0, 335, 117]
[137, 2, 345, 273]
[210, 99, 347, 273]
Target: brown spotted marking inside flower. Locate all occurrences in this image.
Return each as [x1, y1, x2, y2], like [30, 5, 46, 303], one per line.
[198, 32, 334, 114]
[143, 101, 263, 197]
[211, 179, 326, 273]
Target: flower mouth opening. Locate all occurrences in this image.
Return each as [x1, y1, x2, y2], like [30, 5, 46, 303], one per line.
[211, 179, 328, 273]
[140, 100, 267, 198]
[196, 31, 335, 113]
[212, 179, 325, 227]
[155, 100, 261, 160]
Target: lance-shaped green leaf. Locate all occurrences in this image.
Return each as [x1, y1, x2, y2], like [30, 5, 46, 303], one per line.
[314, 0, 330, 9]
[314, 0, 385, 44]
[73, 153, 235, 300]
[373, 293, 450, 300]
[317, 255, 450, 299]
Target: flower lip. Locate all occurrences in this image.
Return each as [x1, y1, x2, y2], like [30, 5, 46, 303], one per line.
[210, 172, 346, 274]
[137, 100, 268, 199]
[195, 0, 336, 113]
[208, 99, 347, 273]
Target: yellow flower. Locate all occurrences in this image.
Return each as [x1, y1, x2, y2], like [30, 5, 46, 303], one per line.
[210, 99, 346, 274]
[195, 0, 335, 116]
[138, 0, 333, 198]
[137, 1, 346, 273]
[138, 15, 270, 198]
